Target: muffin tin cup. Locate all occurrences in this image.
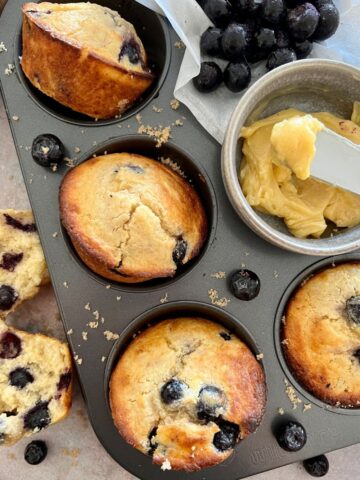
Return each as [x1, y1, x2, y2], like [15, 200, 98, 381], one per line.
[1, 0, 360, 478]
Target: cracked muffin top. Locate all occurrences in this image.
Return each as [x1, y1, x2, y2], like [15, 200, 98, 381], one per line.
[0, 210, 49, 319]
[110, 317, 266, 471]
[59, 153, 208, 283]
[282, 262, 360, 408]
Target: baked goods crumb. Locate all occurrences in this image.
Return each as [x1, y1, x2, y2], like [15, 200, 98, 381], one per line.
[52, 231, 58, 238]
[74, 147, 81, 154]
[82, 332, 88, 341]
[51, 164, 58, 172]
[116, 296, 122, 301]
[135, 113, 142, 123]
[64, 157, 76, 168]
[159, 157, 186, 178]
[161, 459, 172, 471]
[67, 329, 73, 335]
[138, 124, 171, 147]
[152, 106, 163, 113]
[84, 303, 90, 311]
[88, 321, 98, 329]
[284, 379, 302, 409]
[104, 330, 119, 341]
[256, 353, 264, 360]
[105, 285, 111, 289]
[101, 356, 106, 362]
[174, 41, 185, 49]
[0, 42, 7, 53]
[63, 281, 69, 288]
[175, 119, 184, 127]
[278, 407, 285, 415]
[101, 317, 105, 324]
[92, 310, 100, 320]
[274, 270, 279, 278]
[281, 338, 289, 345]
[211, 271, 226, 279]
[208, 289, 230, 308]
[74, 355, 83, 365]
[4, 63, 15, 75]
[303, 403, 312, 412]
[160, 293, 168, 304]
[12, 116, 19, 121]
[170, 99, 180, 110]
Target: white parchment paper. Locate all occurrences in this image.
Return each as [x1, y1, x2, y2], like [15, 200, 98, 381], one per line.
[137, 0, 360, 143]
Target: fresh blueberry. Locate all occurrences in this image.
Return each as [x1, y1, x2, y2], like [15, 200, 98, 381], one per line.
[0, 331, 22, 358]
[230, 269, 260, 300]
[224, 61, 251, 92]
[203, 0, 233, 27]
[213, 420, 240, 451]
[24, 440, 48, 465]
[201, 27, 224, 57]
[24, 402, 50, 431]
[160, 379, 188, 404]
[303, 454, 329, 477]
[276, 421, 307, 452]
[276, 30, 291, 48]
[294, 39, 313, 58]
[32, 134, 64, 167]
[9, 368, 34, 389]
[0, 285, 19, 311]
[312, 2, 339, 40]
[193, 62, 223, 93]
[0, 252, 23, 272]
[232, 0, 261, 16]
[254, 28, 276, 52]
[287, 3, 320, 41]
[219, 331, 232, 341]
[267, 48, 297, 70]
[148, 427, 158, 455]
[221, 23, 249, 60]
[57, 371, 72, 391]
[261, 0, 285, 25]
[197, 385, 227, 420]
[119, 39, 140, 64]
[172, 238, 188, 266]
[4, 213, 36, 233]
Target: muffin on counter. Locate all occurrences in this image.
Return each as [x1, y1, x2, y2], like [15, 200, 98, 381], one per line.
[21, 2, 154, 119]
[0, 322, 72, 445]
[110, 317, 266, 471]
[59, 153, 208, 283]
[0, 210, 49, 319]
[282, 262, 360, 407]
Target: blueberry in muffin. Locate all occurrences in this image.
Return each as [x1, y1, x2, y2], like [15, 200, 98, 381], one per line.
[60, 153, 208, 283]
[110, 317, 266, 471]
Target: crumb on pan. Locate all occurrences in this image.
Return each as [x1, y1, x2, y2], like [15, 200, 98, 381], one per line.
[208, 289, 230, 308]
[104, 330, 119, 341]
[211, 271, 226, 279]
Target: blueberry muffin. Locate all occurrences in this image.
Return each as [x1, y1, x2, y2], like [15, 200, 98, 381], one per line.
[21, 2, 154, 119]
[60, 153, 208, 283]
[0, 322, 72, 445]
[110, 317, 266, 471]
[0, 210, 49, 319]
[282, 262, 360, 407]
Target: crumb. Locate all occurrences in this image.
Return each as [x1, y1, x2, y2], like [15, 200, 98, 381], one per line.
[211, 271, 226, 279]
[278, 407, 285, 415]
[61, 447, 81, 458]
[82, 332, 88, 341]
[51, 164, 58, 172]
[64, 157, 76, 168]
[81, 129, 85, 134]
[101, 356, 106, 362]
[244, 252, 250, 256]
[256, 353, 264, 360]
[12, 115, 19, 121]
[170, 99, 180, 110]
[84, 303, 91, 311]
[29, 179, 33, 184]
[303, 403, 312, 412]
[274, 270, 279, 279]
[92, 310, 100, 320]
[25, 146, 31, 151]
[67, 329, 73, 335]
[152, 106, 163, 113]
[92, 141, 97, 146]
[74, 146, 81, 153]
[161, 459, 172, 471]
[281, 338, 289, 345]
[241, 263, 246, 268]
[160, 293, 168, 304]
[116, 296, 121, 301]
[208, 289, 230, 308]
[135, 113, 142, 123]
[284, 379, 302, 409]
[104, 330, 119, 341]
[88, 321, 98, 329]
[105, 284, 111, 289]
[74, 355, 83, 365]
[4, 63, 15, 75]
[0, 42, 7, 53]
[41, 146, 50, 154]
[52, 231, 58, 238]
[63, 281, 69, 288]
[138, 124, 171, 147]
[101, 317, 105, 324]
[174, 41, 185, 49]
[175, 119, 184, 126]
[281, 315, 286, 324]
[160, 157, 186, 178]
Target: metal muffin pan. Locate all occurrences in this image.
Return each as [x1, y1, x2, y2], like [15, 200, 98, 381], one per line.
[1, 0, 360, 478]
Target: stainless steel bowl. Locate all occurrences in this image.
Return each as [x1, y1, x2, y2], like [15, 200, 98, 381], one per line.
[222, 59, 360, 256]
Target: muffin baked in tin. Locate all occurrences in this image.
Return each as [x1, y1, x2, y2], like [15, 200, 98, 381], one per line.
[282, 262, 360, 407]
[110, 317, 266, 471]
[60, 153, 208, 283]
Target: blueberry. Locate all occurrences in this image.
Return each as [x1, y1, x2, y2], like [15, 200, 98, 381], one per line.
[9, 368, 34, 389]
[4, 213, 36, 233]
[24, 440, 48, 465]
[232, 0, 261, 16]
[267, 48, 297, 70]
[213, 420, 240, 451]
[148, 427, 158, 455]
[294, 39, 313, 58]
[230, 269, 260, 300]
[201, 27, 223, 57]
[276, 30, 291, 48]
[277, 421, 307, 452]
[219, 331, 232, 341]
[126, 164, 144, 174]
[32, 134, 64, 167]
[119, 39, 140, 64]
[0, 331, 22, 358]
[161, 379, 187, 404]
[353, 348, 360, 362]
[193, 62, 223, 93]
[24, 402, 50, 431]
[287, 3, 320, 41]
[0, 285, 19, 311]
[312, 2, 339, 40]
[203, 0, 233, 27]
[197, 385, 227, 420]
[57, 370, 72, 391]
[0, 252, 23, 272]
[303, 454, 329, 477]
[172, 238, 188, 266]
[221, 23, 249, 60]
[254, 28, 276, 52]
[261, 0, 285, 25]
[224, 61, 251, 92]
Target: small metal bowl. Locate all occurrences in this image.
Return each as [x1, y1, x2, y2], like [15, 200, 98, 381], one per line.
[222, 59, 360, 256]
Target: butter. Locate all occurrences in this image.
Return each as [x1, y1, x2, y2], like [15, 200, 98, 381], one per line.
[270, 115, 324, 181]
[239, 108, 360, 238]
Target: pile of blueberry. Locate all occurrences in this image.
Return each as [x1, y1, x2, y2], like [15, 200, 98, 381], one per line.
[193, 0, 340, 93]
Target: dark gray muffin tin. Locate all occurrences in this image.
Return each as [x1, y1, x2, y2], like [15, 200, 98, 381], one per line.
[1, 1, 359, 478]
